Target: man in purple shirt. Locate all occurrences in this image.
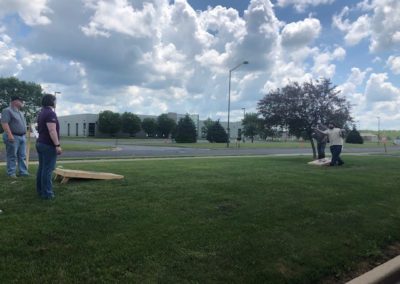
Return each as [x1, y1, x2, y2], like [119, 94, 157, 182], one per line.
[36, 94, 62, 199]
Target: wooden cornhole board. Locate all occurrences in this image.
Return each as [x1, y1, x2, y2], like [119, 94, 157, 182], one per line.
[54, 168, 124, 184]
[307, 158, 331, 166]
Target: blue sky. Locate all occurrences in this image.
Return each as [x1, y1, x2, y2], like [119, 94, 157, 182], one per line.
[0, 0, 399, 129]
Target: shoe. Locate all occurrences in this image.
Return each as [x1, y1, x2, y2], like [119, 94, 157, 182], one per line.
[8, 175, 17, 179]
[338, 162, 344, 166]
[18, 173, 30, 177]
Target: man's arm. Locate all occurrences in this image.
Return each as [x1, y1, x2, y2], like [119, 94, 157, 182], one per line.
[1, 122, 14, 142]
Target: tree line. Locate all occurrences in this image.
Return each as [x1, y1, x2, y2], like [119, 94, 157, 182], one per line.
[1, 76, 363, 154]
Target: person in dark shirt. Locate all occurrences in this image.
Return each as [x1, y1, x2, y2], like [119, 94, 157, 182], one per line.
[36, 94, 62, 199]
[311, 123, 328, 160]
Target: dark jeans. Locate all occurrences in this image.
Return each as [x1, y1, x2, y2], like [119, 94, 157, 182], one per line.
[36, 142, 57, 198]
[317, 142, 326, 159]
[330, 145, 344, 166]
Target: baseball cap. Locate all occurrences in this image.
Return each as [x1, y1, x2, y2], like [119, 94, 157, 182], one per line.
[11, 96, 24, 102]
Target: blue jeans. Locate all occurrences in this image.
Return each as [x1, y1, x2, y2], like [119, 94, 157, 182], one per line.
[36, 142, 57, 198]
[330, 145, 344, 166]
[317, 142, 326, 159]
[2, 133, 29, 176]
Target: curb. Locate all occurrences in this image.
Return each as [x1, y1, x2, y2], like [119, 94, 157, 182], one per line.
[346, 255, 400, 284]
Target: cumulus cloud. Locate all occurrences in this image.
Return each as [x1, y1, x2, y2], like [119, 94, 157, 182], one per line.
[0, 0, 52, 26]
[311, 46, 346, 78]
[281, 18, 321, 48]
[386, 56, 400, 74]
[276, 0, 335, 12]
[365, 73, 400, 103]
[333, 0, 400, 52]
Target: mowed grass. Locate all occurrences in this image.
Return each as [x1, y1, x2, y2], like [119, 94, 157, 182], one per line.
[1, 156, 400, 283]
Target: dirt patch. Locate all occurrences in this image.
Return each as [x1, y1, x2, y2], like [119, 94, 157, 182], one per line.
[321, 242, 400, 283]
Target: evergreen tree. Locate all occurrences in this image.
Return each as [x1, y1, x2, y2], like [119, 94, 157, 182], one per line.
[346, 126, 364, 144]
[175, 114, 197, 143]
[207, 120, 228, 143]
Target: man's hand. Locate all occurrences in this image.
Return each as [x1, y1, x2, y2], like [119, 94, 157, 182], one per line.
[56, 146, 63, 155]
[8, 134, 15, 143]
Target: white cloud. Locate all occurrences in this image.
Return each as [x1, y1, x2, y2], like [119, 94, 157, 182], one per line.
[0, 0, 51, 26]
[333, 0, 400, 52]
[81, 0, 158, 38]
[281, 18, 321, 48]
[365, 73, 400, 102]
[276, 0, 335, 12]
[311, 46, 345, 78]
[386, 56, 400, 74]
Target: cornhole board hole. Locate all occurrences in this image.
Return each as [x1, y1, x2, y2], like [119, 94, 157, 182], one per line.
[54, 168, 124, 184]
[308, 158, 331, 166]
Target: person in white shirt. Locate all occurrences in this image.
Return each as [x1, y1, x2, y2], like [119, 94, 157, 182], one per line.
[315, 122, 345, 166]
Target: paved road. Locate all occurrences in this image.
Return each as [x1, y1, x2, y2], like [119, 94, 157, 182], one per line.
[1, 140, 397, 161]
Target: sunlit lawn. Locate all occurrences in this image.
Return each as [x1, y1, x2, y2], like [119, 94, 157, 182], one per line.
[1, 156, 400, 283]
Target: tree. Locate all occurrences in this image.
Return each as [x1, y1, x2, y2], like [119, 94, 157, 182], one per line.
[242, 112, 262, 143]
[258, 78, 352, 159]
[157, 114, 176, 138]
[201, 118, 214, 138]
[0, 77, 43, 123]
[175, 114, 197, 143]
[207, 120, 228, 143]
[121, 112, 141, 137]
[346, 126, 364, 144]
[141, 118, 157, 137]
[98, 110, 121, 136]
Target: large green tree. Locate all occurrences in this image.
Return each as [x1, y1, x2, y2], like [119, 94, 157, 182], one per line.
[98, 110, 121, 136]
[0, 77, 43, 124]
[206, 120, 228, 143]
[141, 118, 157, 137]
[175, 114, 197, 143]
[258, 78, 352, 158]
[121, 112, 141, 137]
[157, 114, 176, 138]
[242, 112, 262, 143]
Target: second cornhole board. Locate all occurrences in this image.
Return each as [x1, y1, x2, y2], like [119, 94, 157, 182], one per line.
[307, 158, 331, 166]
[54, 168, 124, 184]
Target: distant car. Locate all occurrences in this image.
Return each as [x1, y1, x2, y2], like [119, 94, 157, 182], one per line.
[394, 139, 400, 145]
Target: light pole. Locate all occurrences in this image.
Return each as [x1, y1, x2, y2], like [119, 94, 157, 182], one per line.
[227, 61, 248, 148]
[377, 116, 380, 144]
[241, 107, 246, 143]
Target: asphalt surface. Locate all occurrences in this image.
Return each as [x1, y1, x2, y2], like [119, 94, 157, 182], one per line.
[1, 140, 397, 161]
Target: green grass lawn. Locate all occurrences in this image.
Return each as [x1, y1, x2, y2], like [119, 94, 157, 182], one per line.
[1, 156, 400, 283]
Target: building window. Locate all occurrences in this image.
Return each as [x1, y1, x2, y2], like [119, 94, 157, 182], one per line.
[76, 123, 79, 136]
[83, 123, 86, 136]
[67, 123, 70, 136]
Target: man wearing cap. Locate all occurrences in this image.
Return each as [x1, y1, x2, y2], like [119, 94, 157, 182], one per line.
[1, 96, 29, 177]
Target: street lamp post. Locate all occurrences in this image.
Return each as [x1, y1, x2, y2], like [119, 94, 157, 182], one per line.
[241, 107, 246, 143]
[377, 116, 380, 144]
[54, 91, 60, 109]
[227, 61, 248, 148]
